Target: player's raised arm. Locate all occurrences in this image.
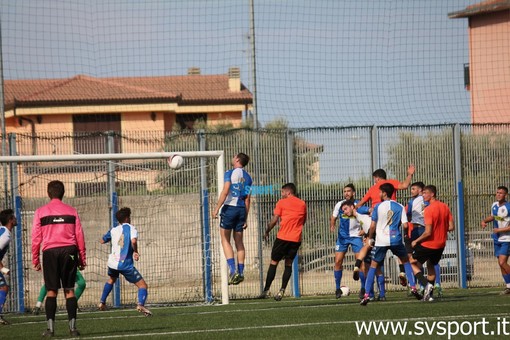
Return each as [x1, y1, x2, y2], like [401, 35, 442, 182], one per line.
[397, 164, 415, 190]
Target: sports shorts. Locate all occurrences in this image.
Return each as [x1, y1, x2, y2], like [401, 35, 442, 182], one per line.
[494, 241, 510, 257]
[42, 245, 78, 290]
[108, 267, 144, 284]
[371, 244, 407, 264]
[271, 238, 301, 262]
[335, 236, 363, 253]
[220, 205, 246, 232]
[413, 244, 444, 266]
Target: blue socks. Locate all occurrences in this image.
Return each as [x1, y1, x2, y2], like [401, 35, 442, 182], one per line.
[377, 275, 385, 297]
[503, 273, 510, 286]
[138, 288, 148, 306]
[359, 270, 366, 290]
[404, 262, 416, 287]
[364, 267, 376, 296]
[100, 282, 114, 303]
[334, 270, 343, 289]
[434, 264, 441, 284]
[0, 290, 6, 313]
[227, 258, 236, 275]
[238, 263, 245, 276]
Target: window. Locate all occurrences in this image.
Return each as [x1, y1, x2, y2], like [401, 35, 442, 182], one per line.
[176, 113, 207, 131]
[73, 114, 121, 154]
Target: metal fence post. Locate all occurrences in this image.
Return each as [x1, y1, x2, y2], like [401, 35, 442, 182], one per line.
[453, 124, 467, 288]
[8, 133, 24, 312]
[286, 130, 300, 297]
[106, 132, 121, 306]
[370, 125, 379, 172]
[198, 131, 213, 303]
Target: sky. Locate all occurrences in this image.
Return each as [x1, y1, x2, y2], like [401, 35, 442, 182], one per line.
[0, 0, 477, 128]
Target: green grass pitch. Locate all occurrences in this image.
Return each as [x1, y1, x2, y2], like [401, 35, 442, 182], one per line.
[2, 288, 510, 339]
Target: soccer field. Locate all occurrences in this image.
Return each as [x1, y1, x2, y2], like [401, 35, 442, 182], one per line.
[2, 288, 509, 339]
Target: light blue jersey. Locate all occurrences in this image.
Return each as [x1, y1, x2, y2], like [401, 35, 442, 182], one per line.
[223, 168, 252, 207]
[102, 223, 138, 271]
[372, 200, 407, 247]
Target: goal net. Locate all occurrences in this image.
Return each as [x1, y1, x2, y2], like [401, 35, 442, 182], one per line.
[0, 150, 242, 312]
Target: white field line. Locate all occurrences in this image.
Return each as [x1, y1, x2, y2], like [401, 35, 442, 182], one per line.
[80, 312, 510, 339]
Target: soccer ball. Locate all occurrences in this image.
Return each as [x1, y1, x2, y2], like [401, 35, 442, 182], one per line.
[167, 155, 184, 169]
[340, 286, 350, 296]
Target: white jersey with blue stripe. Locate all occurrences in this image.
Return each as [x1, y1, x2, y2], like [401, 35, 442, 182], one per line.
[372, 200, 407, 247]
[492, 201, 510, 242]
[332, 199, 366, 238]
[407, 195, 427, 226]
[223, 167, 253, 207]
[102, 223, 138, 271]
[0, 226, 11, 262]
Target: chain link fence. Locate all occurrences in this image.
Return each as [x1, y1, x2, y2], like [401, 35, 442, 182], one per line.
[1, 123, 508, 311]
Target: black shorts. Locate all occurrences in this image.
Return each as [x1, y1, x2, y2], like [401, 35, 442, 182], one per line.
[412, 244, 444, 266]
[42, 245, 78, 291]
[271, 238, 301, 262]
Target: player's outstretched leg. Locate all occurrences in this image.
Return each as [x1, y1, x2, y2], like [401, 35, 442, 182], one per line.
[259, 262, 278, 299]
[275, 265, 292, 301]
[433, 263, 443, 297]
[98, 280, 115, 311]
[135, 279, 152, 316]
[33, 284, 47, 315]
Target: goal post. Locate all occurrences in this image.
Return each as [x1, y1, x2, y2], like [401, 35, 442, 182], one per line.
[0, 150, 233, 308]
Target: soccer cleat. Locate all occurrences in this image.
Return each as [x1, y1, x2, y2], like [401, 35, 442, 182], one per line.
[359, 294, 370, 306]
[32, 306, 41, 315]
[335, 288, 343, 299]
[376, 295, 386, 302]
[232, 273, 244, 285]
[422, 283, 434, 302]
[500, 288, 510, 295]
[136, 305, 153, 317]
[274, 289, 285, 301]
[398, 272, 408, 287]
[258, 290, 270, 299]
[69, 328, 80, 337]
[411, 288, 423, 300]
[353, 267, 360, 281]
[98, 302, 107, 311]
[434, 283, 443, 298]
[41, 329, 54, 337]
[228, 273, 237, 285]
[0, 315, 9, 325]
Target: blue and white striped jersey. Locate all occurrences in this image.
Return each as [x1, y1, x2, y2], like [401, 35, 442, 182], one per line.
[492, 201, 510, 242]
[372, 200, 407, 247]
[102, 223, 138, 271]
[0, 227, 11, 262]
[223, 168, 252, 207]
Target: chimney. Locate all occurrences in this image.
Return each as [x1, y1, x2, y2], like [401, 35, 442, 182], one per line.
[188, 67, 201, 75]
[228, 67, 241, 92]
